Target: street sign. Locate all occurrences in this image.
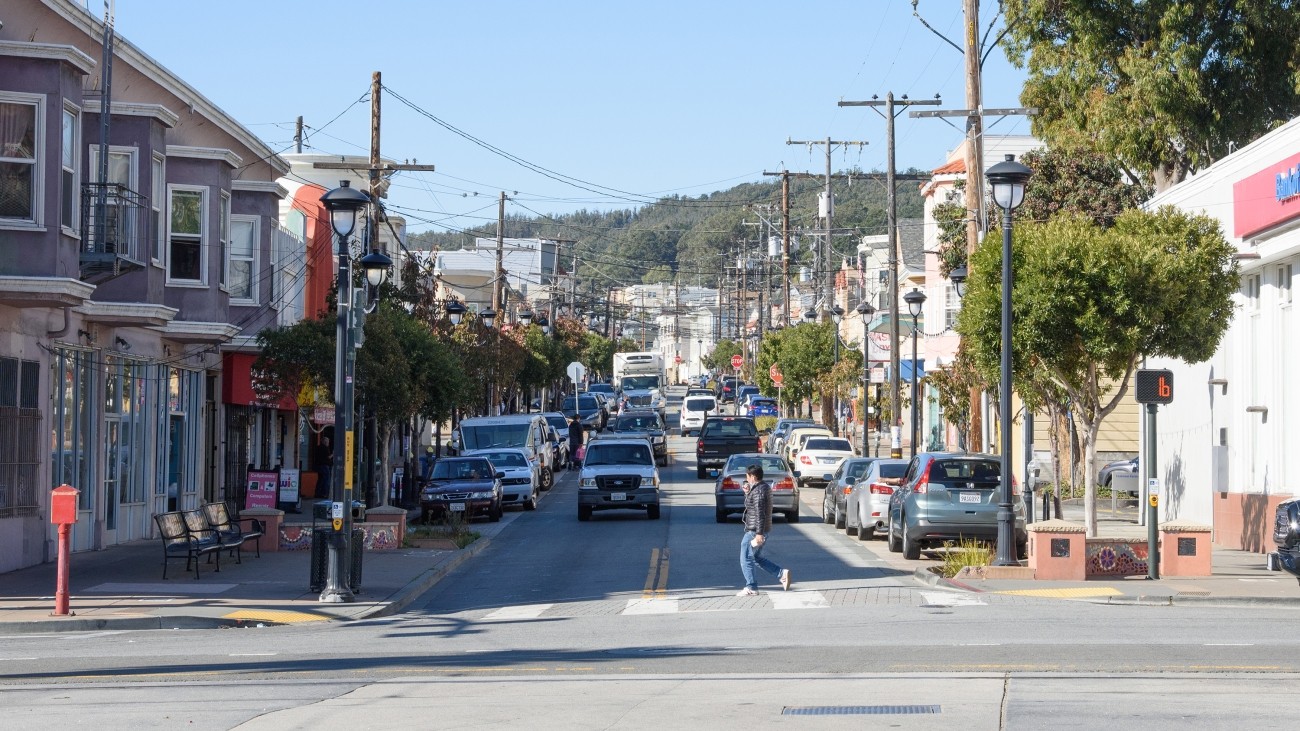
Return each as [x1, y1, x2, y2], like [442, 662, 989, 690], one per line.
[1135, 369, 1174, 404]
[566, 361, 587, 382]
[731, 354, 743, 368]
[769, 363, 782, 380]
[674, 355, 682, 364]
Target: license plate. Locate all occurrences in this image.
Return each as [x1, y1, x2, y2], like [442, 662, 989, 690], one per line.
[449, 502, 466, 512]
[611, 492, 626, 501]
[959, 492, 981, 504]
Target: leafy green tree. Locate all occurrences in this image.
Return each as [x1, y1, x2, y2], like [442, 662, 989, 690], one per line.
[703, 339, 743, 372]
[1004, 0, 1300, 191]
[755, 323, 838, 415]
[958, 207, 1237, 535]
[642, 265, 675, 285]
[1017, 148, 1150, 228]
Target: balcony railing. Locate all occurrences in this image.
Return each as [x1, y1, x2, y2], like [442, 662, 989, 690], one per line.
[80, 182, 149, 277]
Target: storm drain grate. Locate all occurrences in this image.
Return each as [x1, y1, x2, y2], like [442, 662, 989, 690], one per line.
[782, 705, 941, 716]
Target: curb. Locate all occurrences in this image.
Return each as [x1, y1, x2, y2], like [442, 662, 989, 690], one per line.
[0, 614, 250, 635]
[356, 535, 494, 620]
[911, 567, 981, 592]
[1085, 593, 1300, 608]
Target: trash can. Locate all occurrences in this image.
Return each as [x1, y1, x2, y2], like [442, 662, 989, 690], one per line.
[309, 527, 364, 594]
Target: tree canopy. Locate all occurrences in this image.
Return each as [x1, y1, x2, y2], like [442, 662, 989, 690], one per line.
[1004, 0, 1300, 190]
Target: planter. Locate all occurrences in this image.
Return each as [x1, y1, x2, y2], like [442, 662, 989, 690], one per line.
[406, 537, 461, 550]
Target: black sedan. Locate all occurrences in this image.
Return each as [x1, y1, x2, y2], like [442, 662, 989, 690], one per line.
[420, 456, 503, 523]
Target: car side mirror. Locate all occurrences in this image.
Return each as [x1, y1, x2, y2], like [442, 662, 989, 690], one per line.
[495, 471, 506, 480]
[823, 473, 833, 481]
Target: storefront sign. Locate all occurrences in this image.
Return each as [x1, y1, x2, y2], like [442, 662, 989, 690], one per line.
[1233, 150, 1300, 238]
[278, 468, 300, 504]
[246, 470, 279, 510]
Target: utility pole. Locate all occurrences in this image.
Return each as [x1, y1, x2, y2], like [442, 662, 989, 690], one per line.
[294, 115, 303, 154]
[311, 71, 435, 602]
[781, 171, 791, 326]
[495, 191, 506, 315]
[838, 94, 941, 458]
[785, 138, 868, 320]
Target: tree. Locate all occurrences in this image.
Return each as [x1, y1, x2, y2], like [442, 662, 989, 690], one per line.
[755, 323, 839, 415]
[959, 207, 1237, 535]
[1004, 0, 1300, 191]
[703, 339, 743, 372]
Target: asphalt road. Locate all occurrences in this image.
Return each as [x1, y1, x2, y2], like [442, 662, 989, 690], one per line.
[3, 398, 1299, 729]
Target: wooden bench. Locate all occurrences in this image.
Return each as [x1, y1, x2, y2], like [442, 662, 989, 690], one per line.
[202, 501, 266, 559]
[154, 511, 224, 579]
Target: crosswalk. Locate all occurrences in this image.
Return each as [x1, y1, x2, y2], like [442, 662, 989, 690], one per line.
[476, 587, 989, 621]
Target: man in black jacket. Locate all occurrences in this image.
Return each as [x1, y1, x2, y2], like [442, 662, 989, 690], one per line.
[738, 464, 791, 596]
[568, 415, 585, 470]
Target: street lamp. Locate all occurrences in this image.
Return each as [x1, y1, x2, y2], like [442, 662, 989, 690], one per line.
[803, 308, 817, 323]
[829, 305, 844, 435]
[903, 288, 927, 458]
[518, 308, 534, 327]
[856, 300, 875, 456]
[445, 299, 466, 326]
[949, 265, 968, 299]
[538, 315, 551, 335]
[986, 153, 1032, 566]
[318, 180, 370, 604]
[480, 308, 497, 414]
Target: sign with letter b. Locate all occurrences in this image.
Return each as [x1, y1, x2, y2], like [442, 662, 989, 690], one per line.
[1135, 369, 1174, 404]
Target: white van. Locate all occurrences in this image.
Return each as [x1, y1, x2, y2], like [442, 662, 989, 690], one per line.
[454, 415, 556, 490]
[679, 395, 718, 437]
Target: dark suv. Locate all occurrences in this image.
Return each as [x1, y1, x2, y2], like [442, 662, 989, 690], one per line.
[718, 376, 740, 403]
[886, 452, 1027, 560]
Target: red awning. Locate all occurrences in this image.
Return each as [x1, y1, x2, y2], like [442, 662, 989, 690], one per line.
[222, 352, 297, 410]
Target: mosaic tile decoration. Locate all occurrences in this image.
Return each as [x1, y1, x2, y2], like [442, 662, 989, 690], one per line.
[1085, 539, 1149, 577]
[279, 523, 400, 550]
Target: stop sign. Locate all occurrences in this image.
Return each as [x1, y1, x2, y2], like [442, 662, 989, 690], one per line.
[769, 363, 783, 386]
[675, 355, 682, 364]
[731, 354, 743, 368]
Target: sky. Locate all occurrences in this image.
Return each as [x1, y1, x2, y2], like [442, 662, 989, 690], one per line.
[107, 1, 1032, 236]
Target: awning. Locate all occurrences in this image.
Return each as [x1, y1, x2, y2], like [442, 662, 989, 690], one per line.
[222, 352, 296, 410]
[884, 359, 925, 381]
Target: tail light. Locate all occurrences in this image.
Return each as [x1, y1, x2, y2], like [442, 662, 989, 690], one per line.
[721, 476, 742, 490]
[869, 482, 894, 495]
[799, 455, 812, 465]
[696, 438, 703, 455]
[773, 477, 795, 491]
[913, 461, 934, 494]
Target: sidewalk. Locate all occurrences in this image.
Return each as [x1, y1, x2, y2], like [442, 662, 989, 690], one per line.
[913, 500, 1300, 606]
[0, 508, 511, 635]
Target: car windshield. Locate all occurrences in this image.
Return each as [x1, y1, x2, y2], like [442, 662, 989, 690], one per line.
[430, 459, 492, 480]
[584, 443, 653, 466]
[622, 376, 660, 390]
[460, 424, 530, 450]
[701, 419, 758, 437]
[876, 463, 909, 479]
[562, 396, 599, 412]
[685, 398, 716, 412]
[587, 384, 615, 394]
[931, 459, 1000, 482]
[545, 415, 568, 431]
[725, 455, 787, 475]
[615, 416, 660, 431]
[480, 452, 528, 468]
[804, 438, 851, 451]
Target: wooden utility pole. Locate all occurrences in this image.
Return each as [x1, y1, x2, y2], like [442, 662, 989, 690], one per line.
[838, 94, 941, 457]
[495, 191, 506, 316]
[784, 138, 868, 319]
[781, 171, 791, 326]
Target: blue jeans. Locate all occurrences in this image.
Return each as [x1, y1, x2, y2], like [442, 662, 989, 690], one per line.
[740, 530, 783, 590]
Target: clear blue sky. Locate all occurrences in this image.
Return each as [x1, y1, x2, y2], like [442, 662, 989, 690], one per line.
[110, 1, 1030, 234]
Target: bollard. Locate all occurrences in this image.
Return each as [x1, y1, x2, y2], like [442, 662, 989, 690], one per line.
[49, 484, 80, 616]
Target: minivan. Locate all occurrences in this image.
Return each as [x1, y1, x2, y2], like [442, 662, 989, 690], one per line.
[454, 415, 556, 490]
[680, 394, 718, 437]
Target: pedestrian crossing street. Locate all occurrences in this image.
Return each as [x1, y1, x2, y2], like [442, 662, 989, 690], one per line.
[472, 588, 992, 622]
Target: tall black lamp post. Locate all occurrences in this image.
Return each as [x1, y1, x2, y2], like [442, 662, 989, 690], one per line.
[480, 308, 497, 415]
[987, 153, 1032, 566]
[903, 288, 926, 458]
[855, 300, 875, 456]
[829, 305, 844, 435]
[946, 266, 967, 450]
[319, 180, 391, 603]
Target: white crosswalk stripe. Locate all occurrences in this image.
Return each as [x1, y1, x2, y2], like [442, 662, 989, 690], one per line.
[768, 591, 830, 610]
[623, 598, 680, 615]
[920, 591, 987, 607]
[483, 603, 554, 620]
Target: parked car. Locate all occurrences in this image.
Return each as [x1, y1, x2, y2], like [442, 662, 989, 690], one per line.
[586, 382, 616, 400]
[846, 459, 909, 540]
[686, 387, 714, 398]
[562, 394, 606, 431]
[1271, 498, 1300, 583]
[606, 410, 669, 465]
[821, 457, 876, 529]
[419, 456, 503, 523]
[765, 418, 815, 454]
[454, 414, 555, 490]
[695, 416, 762, 479]
[1098, 456, 1139, 494]
[577, 438, 661, 521]
[735, 385, 760, 412]
[887, 452, 1028, 560]
[680, 394, 719, 437]
[713, 453, 800, 523]
[782, 425, 834, 468]
[541, 412, 571, 470]
[462, 448, 540, 510]
[746, 396, 779, 418]
[718, 376, 740, 403]
[793, 437, 856, 489]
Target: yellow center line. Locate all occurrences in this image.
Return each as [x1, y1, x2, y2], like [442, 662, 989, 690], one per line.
[641, 547, 670, 598]
[642, 548, 660, 596]
[656, 548, 670, 595]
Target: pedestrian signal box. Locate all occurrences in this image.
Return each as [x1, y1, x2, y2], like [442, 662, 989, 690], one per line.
[1135, 369, 1174, 404]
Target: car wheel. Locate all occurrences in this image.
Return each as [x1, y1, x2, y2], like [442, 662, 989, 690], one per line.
[578, 505, 592, 522]
[857, 522, 874, 541]
[901, 518, 921, 560]
[524, 492, 537, 511]
[647, 504, 661, 520]
[887, 514, 902, 553]
[540, 468, 553, 491]
[490, 501, 502, 522]
[715, 508, 727, 523]
[697, 467, 708, 479]
[785, 509, 799, 523]
[834, 505, 846, 530]
[822, 496, 834, 524]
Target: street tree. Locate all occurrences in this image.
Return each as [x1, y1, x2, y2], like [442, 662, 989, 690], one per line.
[755, 323, 838, 417]
[703, 339, 743, 372]
[959, 207, 1237, 535]
[1004, 0, 1300, 191]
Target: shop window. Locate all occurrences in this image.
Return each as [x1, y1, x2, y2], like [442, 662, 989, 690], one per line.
[0, 357, 40, 517]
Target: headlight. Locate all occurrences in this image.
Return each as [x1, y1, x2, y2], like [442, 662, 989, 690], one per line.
[652, 474, 661, 487]
[579, 477, 597, 489]
[469, 491, 494, 499]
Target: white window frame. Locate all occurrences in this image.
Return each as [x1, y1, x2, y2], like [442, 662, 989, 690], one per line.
[150, 154, 165, 267]
[166, 184, 207, 286]
[0, 91, 45, 230]
[227, 214, 259, 304]
[60, 102, 80, 236]
[1245, 273, 1261, 312]
[217, 191, 231, 291]
[1279, 263, 1293, 306]
[88, 145, 140, 261]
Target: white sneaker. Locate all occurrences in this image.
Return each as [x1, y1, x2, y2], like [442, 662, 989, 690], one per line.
[736, 587, 760, 597]
[780, 569, 792, 591]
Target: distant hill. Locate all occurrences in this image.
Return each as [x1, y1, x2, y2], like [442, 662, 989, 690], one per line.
[407, 168, 928, 291]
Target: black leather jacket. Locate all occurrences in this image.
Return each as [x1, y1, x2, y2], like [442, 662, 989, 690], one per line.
[742, 480, 773, 535]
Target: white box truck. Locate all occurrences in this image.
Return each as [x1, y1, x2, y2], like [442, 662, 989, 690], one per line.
[612, 352, 666, 416]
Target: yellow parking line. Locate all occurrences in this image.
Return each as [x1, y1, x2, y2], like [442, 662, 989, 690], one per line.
[993, 587, 1124, 598]
[221, 609, 333, 624]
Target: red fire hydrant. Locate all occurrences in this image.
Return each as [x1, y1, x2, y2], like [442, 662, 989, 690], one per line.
[50, 484, 79, 616]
